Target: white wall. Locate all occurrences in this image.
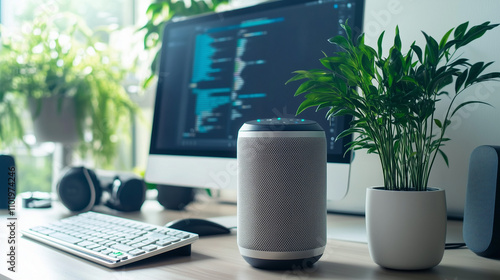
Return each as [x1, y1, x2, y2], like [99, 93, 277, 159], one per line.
[330, 0, 500, 217]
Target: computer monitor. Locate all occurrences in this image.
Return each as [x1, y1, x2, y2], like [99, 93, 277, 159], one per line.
[145, 0, 365, 205]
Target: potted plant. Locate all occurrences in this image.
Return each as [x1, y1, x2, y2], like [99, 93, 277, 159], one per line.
[287, 21, 500, 270]
[0, 11, 139, 167]
[0, 60, 25, 150]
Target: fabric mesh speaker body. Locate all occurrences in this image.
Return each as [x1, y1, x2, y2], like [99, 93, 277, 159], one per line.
[237, 122, 327, 270]
[463, 145, 500, 259]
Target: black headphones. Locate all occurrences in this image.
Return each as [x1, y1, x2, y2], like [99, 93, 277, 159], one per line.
[57, 166, 146, 212]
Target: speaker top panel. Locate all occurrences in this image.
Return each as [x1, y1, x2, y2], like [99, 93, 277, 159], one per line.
[240, 118, 324, 132]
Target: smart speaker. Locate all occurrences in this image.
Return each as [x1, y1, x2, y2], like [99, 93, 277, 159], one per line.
[463, 145, 500, 259]
[237, 118, 327, 270]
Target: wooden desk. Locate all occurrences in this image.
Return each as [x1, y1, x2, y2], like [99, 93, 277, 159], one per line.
[1, 199, 499, 280]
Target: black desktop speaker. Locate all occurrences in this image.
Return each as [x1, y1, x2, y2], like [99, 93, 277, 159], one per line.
[237, 118, 327, 270]
[463, 145, 500, 259]
[57, 167, 146, 212]
[0, 155, 16, 210]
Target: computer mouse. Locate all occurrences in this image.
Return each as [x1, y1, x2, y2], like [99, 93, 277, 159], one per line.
[165, 218, 231, 236]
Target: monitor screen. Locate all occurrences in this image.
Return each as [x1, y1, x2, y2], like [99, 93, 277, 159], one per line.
[146, 0, 365, 201]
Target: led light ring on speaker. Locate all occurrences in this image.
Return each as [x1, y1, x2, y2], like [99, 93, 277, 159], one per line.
[237, 130, 326, 138]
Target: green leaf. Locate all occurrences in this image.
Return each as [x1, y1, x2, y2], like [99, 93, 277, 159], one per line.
[296, 97, 326, 115]
[377, 31, 385, 58]
[394, 26, 402, 51]
[438, 149, 449, 167]
[383, 59, 394, 87]
[437, 75, 454, 91]
[458, 22, 499, 48]
[454, 21, 469, 39]
[294, 80, 317, 96]
[338, 64, 357, 82]
[320, 56, 347, 70]
[465, 62, 484, 87]
[422, 32, 439, 66]
[388, 48, 403, 76]
[475, 72, 500, 83]
[361, 54, 373, 76]
[337, 127, 364, 139]
[356, 31, 365, 47]
[451, 100, 491, 117]
[455, 69, 468, 92]
[319, 58, 333, 71]
[146, 3, 163, 17]
[341, 20, 353, 42]
[286, 73, 307, 84]
[411, 44, 423, 63]
[400, 76, 418, 85]
[328, 35, 351, 50]
[439, 27, 454, 50]
[448, 58, 469, 68]
[434, 119, 442, 128]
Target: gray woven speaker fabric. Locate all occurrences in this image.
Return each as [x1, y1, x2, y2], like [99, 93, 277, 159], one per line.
[237, 136, 326, 252]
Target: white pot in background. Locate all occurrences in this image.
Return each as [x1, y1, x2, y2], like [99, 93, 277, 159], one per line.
[29, 96, 79, 144]
[366, 186, 447, 270]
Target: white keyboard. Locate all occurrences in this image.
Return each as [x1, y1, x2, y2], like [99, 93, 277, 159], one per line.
[21, 211, 199, 268]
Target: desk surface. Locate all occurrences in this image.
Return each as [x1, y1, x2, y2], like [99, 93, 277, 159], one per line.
[1, 199, 499, 280]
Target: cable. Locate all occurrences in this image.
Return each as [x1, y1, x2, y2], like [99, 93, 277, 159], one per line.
[445, 243, 467, 249]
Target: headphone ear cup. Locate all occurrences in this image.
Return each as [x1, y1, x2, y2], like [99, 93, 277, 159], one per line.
[57, 167, 101, 212]
[86, 169, 102, 205]
[105, 176, 146, 212]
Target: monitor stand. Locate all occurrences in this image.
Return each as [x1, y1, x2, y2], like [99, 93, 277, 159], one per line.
[157, 185, 196, 210]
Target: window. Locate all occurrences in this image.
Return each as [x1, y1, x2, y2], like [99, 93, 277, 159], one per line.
[0, 0, 266, 195]
[0, 0, 147, 194]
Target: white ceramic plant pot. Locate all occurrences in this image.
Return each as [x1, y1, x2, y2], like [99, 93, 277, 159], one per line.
[366, 186, 447, 270]
[29, 96, 79, 143]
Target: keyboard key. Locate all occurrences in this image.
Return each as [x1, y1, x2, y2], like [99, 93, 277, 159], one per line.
[48, 232, 83, 244]
[144, 232, 169, 240]
[128, 249, 145, 256]
[33, 228, 56, 235]
[87, 236, 99, 242]
[93, 246, 107, 252]
[142, 225, 157, 231]
[85, 243, 100, 249]
[176, 233, 192, 239]
[108, 236, 121, 241]
[100, 249, 113, 255]
[104, 241, 117, 247]
[142, 245, 157, 252]
[142, 239, 158, 245]
[156, 239, 172, 246]
[165, 237, 181, 243]
[111, 243, 135, 253]
[116, 255, 128, 261]
[109, 251, 125, 258]
[133, 242, 148, 249]
[73, 233, 87, 238]
[77, 241, 95, 247]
